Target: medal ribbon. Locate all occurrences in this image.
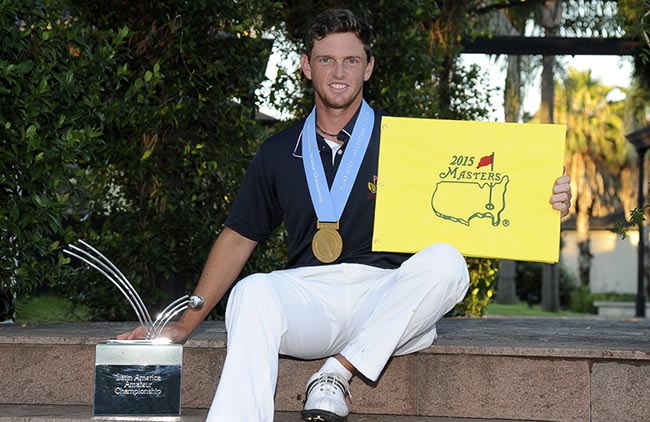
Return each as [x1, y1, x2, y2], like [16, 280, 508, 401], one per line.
[302, 100, 374, 222]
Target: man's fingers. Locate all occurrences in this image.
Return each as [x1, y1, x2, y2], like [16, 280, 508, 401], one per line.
[115, 326, 144, 340]
[549, 174, 572, 218]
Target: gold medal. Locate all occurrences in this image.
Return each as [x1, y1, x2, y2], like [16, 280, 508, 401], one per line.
[312, 221, 343, 263]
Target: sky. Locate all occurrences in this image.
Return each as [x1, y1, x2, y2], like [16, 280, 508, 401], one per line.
[258, 49, 636, 122]
[460, 53, 635, 122]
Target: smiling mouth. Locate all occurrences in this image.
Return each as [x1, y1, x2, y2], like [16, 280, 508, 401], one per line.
[329, 83, 348, 90]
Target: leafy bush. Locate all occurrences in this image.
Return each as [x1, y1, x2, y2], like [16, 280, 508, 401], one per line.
[0, 0, 136, 320]
[58, 0, 281, 321]
[3, 1, 499, 320]
[591, 292, 636, 302]
[1, 0, 281, 321]
[569, 285, 598, 314]
[453, 257, 498, 317]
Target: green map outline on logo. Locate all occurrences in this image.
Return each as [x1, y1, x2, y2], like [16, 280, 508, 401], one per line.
[430, 176, 510, 227]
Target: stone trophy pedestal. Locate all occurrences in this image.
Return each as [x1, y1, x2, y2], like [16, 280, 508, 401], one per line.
[94, 341, 183, 416]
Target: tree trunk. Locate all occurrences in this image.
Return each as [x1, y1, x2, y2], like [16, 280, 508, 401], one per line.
[540, 55, 554, 123]
[639, 224, 650, 300]
[538, 0, 561, 124]
[497, 54, 523, 305]
[637, 157, 650, 302]
[497, 259, 518, 304]
[577, 237, 593, 286]
[541, 260, 560, 311]
[0, 284, 15, 323]
[575, 154, 593, 286]
[504, 55, 522, 122]
[539, 0, 562, 312]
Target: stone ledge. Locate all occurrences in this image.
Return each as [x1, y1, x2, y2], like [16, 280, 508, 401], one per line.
[594, 300, 650, 318]
[2, 317, 649, 361]
[2, 317, 650, 421]
[0, 404, 526, 422]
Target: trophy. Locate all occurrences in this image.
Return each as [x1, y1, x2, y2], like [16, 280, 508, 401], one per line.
[64, 240, 203, 416]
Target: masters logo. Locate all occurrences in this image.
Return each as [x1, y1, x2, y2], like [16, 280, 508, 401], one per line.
[430, 152, 510, 227]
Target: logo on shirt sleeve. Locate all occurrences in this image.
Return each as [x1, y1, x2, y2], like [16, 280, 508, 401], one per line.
[367, 175, 378, 199]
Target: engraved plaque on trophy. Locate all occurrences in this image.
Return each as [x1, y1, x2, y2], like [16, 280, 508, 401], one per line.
[94, 342, 182, 415]
[64, 240, 191, 416]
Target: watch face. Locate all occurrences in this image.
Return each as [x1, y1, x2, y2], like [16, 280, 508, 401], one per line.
[188, 295, 204, 310]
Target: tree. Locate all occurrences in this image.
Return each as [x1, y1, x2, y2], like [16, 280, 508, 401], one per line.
[2, 0, 503, 320]
[537, 0, 564, 311]
[554, 68, 633, 286]
[529, 0, 622, 310]
[60, 0, 283, 319]
[1, 0, 283, 321]
[618, 0, 650, 88]
[472, 0, 627, 308]
[273, 1, 497, 121]
[478, 1, 536, 305]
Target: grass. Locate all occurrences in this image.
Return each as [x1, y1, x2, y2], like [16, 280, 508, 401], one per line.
[592, 292, 636, 302]
[14, 295, 90, 323]
[486, 301, 590, 317]
[12, 295, 591, 324]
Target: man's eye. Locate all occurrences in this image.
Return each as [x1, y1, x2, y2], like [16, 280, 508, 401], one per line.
[347, 58, 359, 64]
[320, 57, 331, 63]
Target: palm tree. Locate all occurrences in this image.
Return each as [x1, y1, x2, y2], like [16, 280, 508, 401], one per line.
[554, 68, 633, 286]
[479, 0, 559, 305]
[535, 0, 564, 311]
[475, 0, 630, 306]
[481, 2, 530, 304]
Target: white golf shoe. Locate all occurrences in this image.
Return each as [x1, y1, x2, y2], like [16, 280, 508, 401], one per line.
[300, 372, 350, 422]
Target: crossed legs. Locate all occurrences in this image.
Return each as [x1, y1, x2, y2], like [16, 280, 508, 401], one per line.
[207, 243, 469, 421]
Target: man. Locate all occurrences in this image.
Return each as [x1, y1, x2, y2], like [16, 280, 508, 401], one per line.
[119, 9, 572, 422]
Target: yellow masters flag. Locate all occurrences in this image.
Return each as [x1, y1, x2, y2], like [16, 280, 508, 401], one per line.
[372, 117, 566, 263]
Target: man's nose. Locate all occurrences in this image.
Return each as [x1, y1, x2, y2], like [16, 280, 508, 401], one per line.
[333, 62, 345, 78]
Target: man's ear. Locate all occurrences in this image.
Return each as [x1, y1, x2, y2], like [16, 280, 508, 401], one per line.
[300, 53, 312, 80]
[364, 56, 375, 82]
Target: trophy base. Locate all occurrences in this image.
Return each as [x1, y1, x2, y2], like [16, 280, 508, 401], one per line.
[106, 339, 173, 345]
[93, 342, 183, 416]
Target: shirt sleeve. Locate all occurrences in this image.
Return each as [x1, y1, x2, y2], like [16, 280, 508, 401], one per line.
[225, 144, 283, 242]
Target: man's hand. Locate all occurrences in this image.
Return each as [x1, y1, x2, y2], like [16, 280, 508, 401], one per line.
[116, 323, 191, 344]
[550, 174, 571, 218]
[114, 228, 257, 346]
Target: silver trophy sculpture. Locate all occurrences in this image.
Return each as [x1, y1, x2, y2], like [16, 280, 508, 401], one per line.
[64, 240, 189, 341]
[65, 240, 192, 416]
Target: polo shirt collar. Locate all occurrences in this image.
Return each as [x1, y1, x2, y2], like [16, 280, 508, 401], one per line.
[292, 105, 362, 158]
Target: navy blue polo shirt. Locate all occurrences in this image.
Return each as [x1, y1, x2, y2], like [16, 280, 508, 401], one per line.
[225, 105, 411, 269]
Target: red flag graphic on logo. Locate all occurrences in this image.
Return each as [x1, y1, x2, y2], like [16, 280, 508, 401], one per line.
[476, 153, 494, 169]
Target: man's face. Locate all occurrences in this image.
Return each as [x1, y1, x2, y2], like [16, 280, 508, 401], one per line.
[301, 32, 374, 111]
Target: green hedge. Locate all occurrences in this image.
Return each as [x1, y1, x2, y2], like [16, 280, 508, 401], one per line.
[2, 1, 497, 320]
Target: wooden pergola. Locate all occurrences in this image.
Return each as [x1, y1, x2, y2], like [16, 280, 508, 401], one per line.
[463, 36, 644, 56]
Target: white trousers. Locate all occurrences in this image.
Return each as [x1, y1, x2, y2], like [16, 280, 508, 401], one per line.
[206, 243, 470, 422]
